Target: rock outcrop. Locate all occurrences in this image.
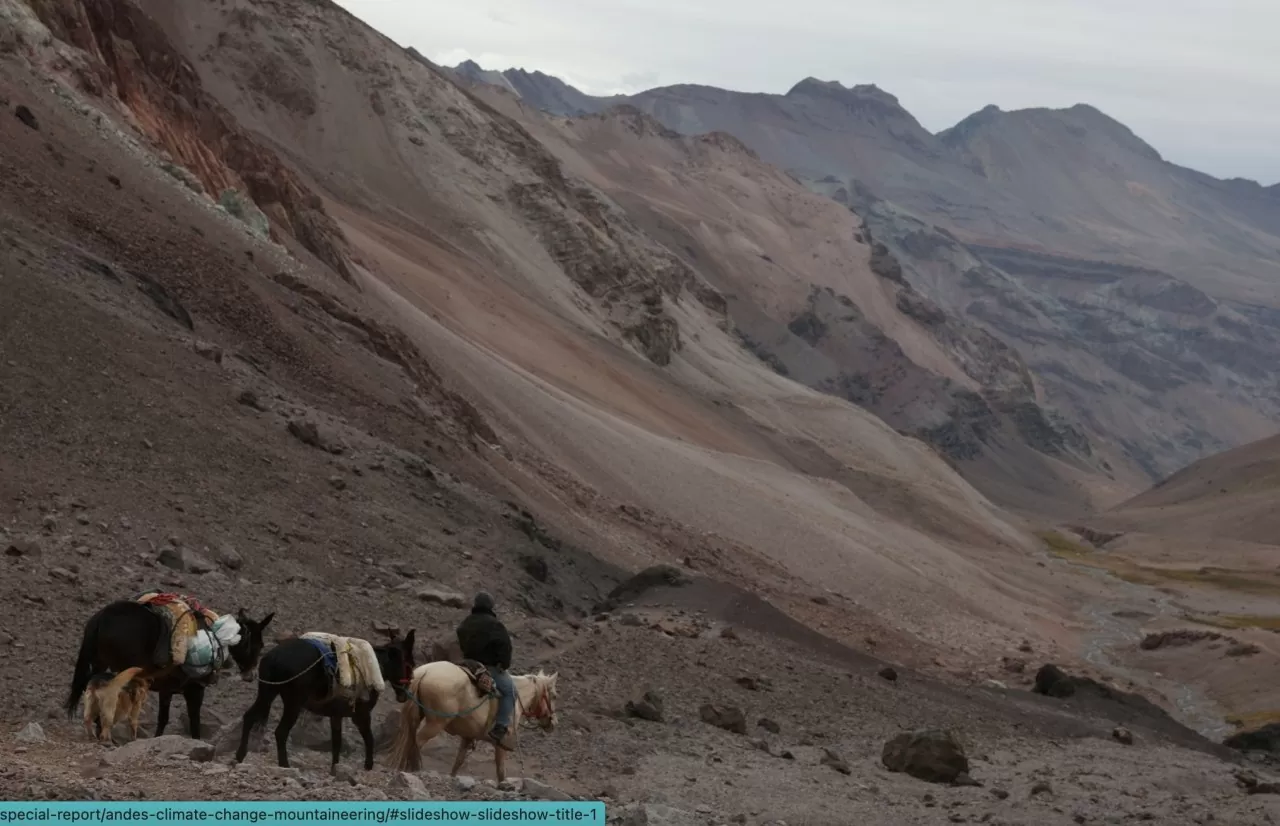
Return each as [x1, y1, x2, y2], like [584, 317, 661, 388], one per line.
[14, 0, 357, 284]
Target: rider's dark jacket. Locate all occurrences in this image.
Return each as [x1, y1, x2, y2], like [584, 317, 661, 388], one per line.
[456, 603, 512, 670]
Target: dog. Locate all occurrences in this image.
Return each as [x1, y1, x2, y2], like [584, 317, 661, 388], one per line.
[82, 667, 149, 744]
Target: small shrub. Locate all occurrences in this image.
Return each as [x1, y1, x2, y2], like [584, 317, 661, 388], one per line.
[218, 188, 270, 239]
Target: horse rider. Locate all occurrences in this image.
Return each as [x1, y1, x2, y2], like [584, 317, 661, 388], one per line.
[456, 592, 516, 749]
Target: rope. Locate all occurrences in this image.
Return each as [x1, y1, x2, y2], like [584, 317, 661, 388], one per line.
[254, 654, 326, 686]
[408, 689, 493, 719]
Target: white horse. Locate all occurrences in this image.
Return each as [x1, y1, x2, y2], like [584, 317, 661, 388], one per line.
[387, 661, 558, 782]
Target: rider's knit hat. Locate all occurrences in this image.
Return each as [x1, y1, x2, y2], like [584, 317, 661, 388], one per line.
[473, 591, 495, 612]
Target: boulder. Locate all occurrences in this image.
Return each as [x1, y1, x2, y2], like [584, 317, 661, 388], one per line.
[157, 547, 215, 574]
[1226, 723, 1280, 755]
[1236, 770, 1280, 795]
[598, 565, 690, 611]
[179, 707, 227, 742]
[103, 735, 215, 766]
[1112, 727, 1134, 745]
[756, 717, 781, 734]
[416, 587, 466, 608]
[1032, 664, 1169, 718]
[214, 719, 265, 757]
[1001, 657, 1027, 674]
[878, 666, 898, 682]
[193, 340, 224, 364]
[625, 692, 665, 723]
[14, 722, 45, 743]
[521, 778, 573, 801]
[50, 567, 79, 584]
[820, 748, 852, 775]
[291, 713, 358, 754]
[699, 704, 747, 735]
[392, 772, 431, 800]
[287, 419, 324, 449]
[1140, 630, 1222, 651]
[215, 544, 243, 570]
[5, 537, 43, 557]
[735, 676, 771, 691]
[881, 730, 969, 784]
[14, 105, 39, 131]
[520, 555, 550, 583]
[236, 389, 265, 411]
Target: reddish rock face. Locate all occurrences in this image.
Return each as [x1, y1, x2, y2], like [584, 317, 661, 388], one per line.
[25, 0, 355, 284]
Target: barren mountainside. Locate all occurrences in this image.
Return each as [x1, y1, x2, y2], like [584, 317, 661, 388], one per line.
[456, 61, 1280, 496]
[4, 1, 1280, 819]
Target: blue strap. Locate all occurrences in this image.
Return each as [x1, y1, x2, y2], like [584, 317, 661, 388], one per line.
[303, 637, 339, 679]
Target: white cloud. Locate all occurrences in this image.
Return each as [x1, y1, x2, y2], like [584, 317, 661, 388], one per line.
[335, 0, 1280, 181]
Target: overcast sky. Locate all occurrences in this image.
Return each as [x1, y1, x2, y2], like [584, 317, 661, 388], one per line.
[335, 0, 1278, 183]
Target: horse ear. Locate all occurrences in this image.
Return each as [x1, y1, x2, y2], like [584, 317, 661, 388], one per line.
[260, 612, 275, 629]
[403, 629, 416, 649]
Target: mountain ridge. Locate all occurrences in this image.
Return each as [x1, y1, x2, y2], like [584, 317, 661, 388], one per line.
[449, 60, 1280, 491]
[451, 60, 1276, 189]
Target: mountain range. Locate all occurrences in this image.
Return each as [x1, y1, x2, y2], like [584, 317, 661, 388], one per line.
[449, 60, 1280, 507]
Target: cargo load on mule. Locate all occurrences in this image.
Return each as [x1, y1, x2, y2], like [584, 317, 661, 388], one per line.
[66, 592, 273, 739]
[135, 591, 243, 681]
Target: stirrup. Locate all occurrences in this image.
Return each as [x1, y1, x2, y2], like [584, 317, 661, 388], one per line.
[487, 727, 515, 751]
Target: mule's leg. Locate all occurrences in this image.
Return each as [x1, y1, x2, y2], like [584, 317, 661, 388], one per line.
[494, 743, 508, 784]
[329, 715, 343, 771]
[449, 738, 475, 777]
[274, 699, 303, 769]
[236, 688, 276, 764]
[155, 691, 173, 737]
[352, 706, 375, 772]
[183, 683, 204, 740]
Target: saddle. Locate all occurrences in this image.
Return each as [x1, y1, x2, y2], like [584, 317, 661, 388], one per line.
[458, 659, 496, 696]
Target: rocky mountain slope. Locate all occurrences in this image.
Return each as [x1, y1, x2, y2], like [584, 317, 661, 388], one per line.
[456, 89, 1103, 516]
[4, 0, 1090, 710]
[455, 62, 1280, 495]
[3, 0, 1279, 818]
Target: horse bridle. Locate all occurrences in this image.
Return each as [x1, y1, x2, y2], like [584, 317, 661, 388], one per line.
[518, 679, 555, 727]
[397, 653, 414, 688]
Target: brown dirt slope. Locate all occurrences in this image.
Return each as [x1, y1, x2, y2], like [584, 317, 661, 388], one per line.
[102, 0, 1110, 666]
[467, 87, 1104, 517]
[1106, 432, 1280, 543]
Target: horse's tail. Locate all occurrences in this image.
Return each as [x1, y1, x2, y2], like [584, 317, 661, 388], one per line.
[387, 674, 425, 772]
[65, 612, 99, 718]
